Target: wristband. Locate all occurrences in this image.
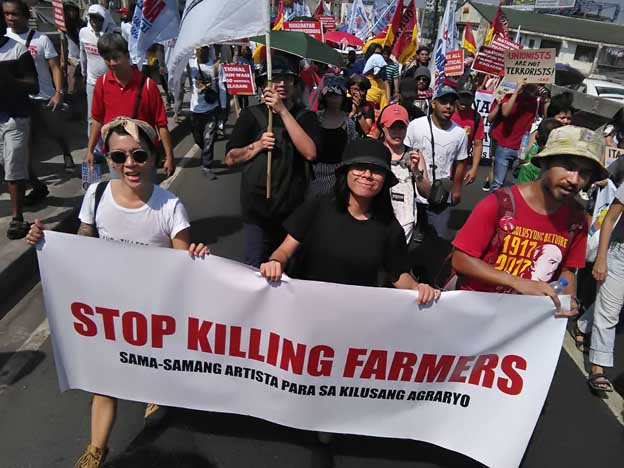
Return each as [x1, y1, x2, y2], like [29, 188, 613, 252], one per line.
[268, 258, 282, 265]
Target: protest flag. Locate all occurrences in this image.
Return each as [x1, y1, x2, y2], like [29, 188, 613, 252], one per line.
[313, 0, 332, 18]
[463, 22, 477, 56]
[383, 0, 403, 48]
[368, 0, 396, 39]
[347, 0, 371, 40]
[362, 29, 386, 53]
[514, 25, 522, 44]
[431, 0, 459, 93]
[168, 0, 270, 98]
[485, 1, 510, 45]
[391, 0, 418, 64]
[129, 0, 180, 66]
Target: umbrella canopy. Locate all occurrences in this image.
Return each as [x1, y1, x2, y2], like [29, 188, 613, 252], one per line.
[555, 63, 585, 87]
[324, 31, 364, 48]
[250, 30, 344, 68]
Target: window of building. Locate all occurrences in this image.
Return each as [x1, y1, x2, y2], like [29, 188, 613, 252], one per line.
[528, 39, 535, 48]
[574, 45, 598, 63]
[540, 39, 562, 56]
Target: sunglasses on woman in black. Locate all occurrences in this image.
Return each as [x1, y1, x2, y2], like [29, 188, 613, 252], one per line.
[107, 149, 150, 164]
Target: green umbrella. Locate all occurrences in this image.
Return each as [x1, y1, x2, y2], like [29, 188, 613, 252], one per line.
[250, 30, 344, 68]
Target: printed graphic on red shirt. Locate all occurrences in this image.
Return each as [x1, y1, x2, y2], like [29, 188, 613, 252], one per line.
[452, 186, 587, 293]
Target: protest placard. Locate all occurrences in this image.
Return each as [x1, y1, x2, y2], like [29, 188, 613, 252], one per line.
[494, 80, 518, 100]
[504, 48, 556, 84]
[283, 21, 324, 41]
[52, 0, 66, 31]
[604, 146, 624, 167]
[444, 50, 464, 76]
[475, 91, 495, 159]
[473, 37, 522, 76]
[38, 231, 568, 468]
[319, 15, 337, 31]
[222, 64, 255, 95]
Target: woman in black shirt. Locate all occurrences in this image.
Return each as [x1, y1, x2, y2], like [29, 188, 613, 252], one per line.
[260, 139, 440, 304]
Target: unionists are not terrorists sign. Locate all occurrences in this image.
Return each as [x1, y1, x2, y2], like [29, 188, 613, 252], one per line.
[37, 232, 568, 468]
[504, 48, 556, 84]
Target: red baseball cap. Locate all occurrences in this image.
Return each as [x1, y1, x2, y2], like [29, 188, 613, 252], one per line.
[119, 7, 129, 14]
[380, 104, 409, 128]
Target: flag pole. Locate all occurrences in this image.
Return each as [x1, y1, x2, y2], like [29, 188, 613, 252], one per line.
[265, 25, 273, 199]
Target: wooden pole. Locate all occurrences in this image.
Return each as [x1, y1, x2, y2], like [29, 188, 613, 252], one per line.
[265, 30, 273, 199]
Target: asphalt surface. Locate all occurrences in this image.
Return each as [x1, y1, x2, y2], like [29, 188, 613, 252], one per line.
[0, 119, 623, 468]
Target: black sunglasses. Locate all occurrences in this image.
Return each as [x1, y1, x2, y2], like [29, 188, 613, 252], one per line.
[108, 148, 150, 164]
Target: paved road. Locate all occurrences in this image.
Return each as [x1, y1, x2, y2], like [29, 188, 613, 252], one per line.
[0, 124, 623, 468]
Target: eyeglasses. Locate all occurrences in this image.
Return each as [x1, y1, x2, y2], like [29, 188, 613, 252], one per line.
[416, 77, 430, 83]
[350, 163, 386, 177]
[107, 148, 150, 164]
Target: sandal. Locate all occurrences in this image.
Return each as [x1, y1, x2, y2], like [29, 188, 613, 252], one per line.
[6, 219, 30, 240]
[587, 372, 613, 393]
[569, 324, 590, 353]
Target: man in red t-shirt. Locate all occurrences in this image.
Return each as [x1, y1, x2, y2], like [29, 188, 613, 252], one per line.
[452, 125, 608, 316]
[487, 80, 547, 191]
[451, 79, 484, 184]
[84, 33, 175, 176]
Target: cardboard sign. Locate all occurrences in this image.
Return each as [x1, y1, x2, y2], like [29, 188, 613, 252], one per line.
[504, 48, 556, 84]
[444, 50, 464, 76]
[604, 146, 624, 167]
[222, 64, 255, 95]
[283, 21, 324, 41]
[493, 80, 518, 100]
[473, 37, 522, 77]
[52, 0, 66, 31]
[319, 15, 336, 31]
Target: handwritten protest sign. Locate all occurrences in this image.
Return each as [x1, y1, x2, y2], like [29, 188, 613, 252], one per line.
[444, 50, 464, 76]
[222, 64, 255, 95]
[52, 0, 66, 31]
[283, 21, 324, 41]
[504, 48, 556, 84]
[604, 146, 624, 167]
[319, 15, 337, 31]
[38, 231, 568, 468]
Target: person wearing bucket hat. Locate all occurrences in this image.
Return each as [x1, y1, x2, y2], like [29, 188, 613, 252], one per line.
[452, 125, 604, 318]
[308, 74, 357, 197]
[226, 51, 320, 268]
[259, 138, 441, 304]
[26, 116, 210, 468]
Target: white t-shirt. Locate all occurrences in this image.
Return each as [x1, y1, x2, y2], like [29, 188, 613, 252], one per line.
[6, 29, 58, 99]
[0, 36, 28, 61]
[67, 35, 80, 62]
[120, 21, 132, 42]
[79, 26, 108, 85]
[189, 57, 218, 114]
[79, 182, 190, 247]
[404, 116, 468, 181]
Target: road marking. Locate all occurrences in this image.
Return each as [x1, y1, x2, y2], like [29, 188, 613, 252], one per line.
[0, 319, 50, 395]
[562, 333, 624, 425]
[161, 144, 200, 191]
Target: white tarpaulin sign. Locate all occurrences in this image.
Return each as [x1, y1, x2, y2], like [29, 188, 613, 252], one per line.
[475, 91, 495, 160]
[37, 232, 567, 468]
[167, 0, 269, 92]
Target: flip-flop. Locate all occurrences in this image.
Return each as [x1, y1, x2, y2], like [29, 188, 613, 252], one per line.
[587, 372, 613, 393]
[568, 324, 590, 354]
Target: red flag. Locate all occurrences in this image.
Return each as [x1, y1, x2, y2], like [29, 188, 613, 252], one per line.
[486, 2, 510, 44]
[392, 0, 417, 64]
[313, 0, 330, 18]
[463, 23, 477, 56]
[383, 0, 404, 48]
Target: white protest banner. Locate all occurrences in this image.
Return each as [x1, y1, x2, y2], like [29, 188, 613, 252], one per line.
[168, 0, 270, 94]
[283, 20, 324, 41]
[129, 0, 180, 66]
[504, 48, 556, 84]
[604, 145, 624, 167]
[475, 91, 495, 159]
[222, 64, 256, 95]
[38, 232, 567, 468]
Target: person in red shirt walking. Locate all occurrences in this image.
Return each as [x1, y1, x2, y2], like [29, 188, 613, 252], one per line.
[451, 79, 484, 185]
[451, 126, 608, 316]
[487, 79, 548, 191]
[84, 33, 175, 177]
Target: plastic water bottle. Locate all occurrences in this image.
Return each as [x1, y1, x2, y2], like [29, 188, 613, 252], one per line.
[549, 278, 568, 294]
[518, 132, 531, 160]
[81, 162, 101, 191]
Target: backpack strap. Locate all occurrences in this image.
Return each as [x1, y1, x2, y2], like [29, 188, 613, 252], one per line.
[93, 180, 109, 237]
[566, 201, 586, 255]
[487, 187, 515, 265]
[25, 29, 35, 49]
[132, 74, 148, 119]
